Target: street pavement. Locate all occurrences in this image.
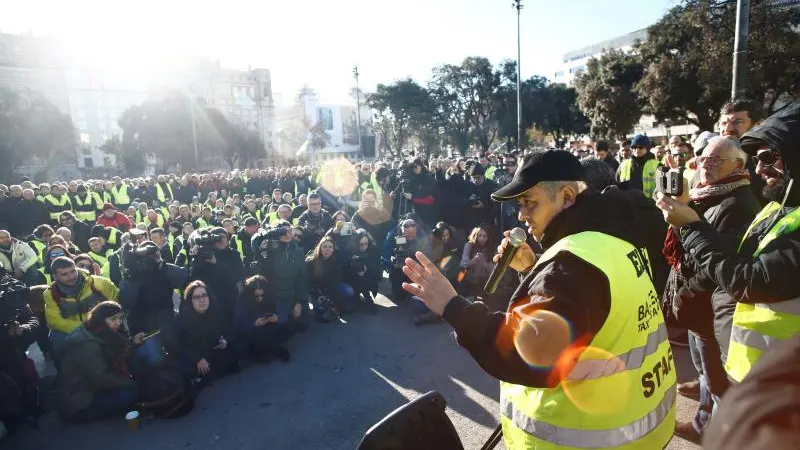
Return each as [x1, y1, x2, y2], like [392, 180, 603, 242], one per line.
[6, 288, 701, 450]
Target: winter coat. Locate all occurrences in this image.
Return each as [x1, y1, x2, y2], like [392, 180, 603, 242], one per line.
[306, 257, 343, 297]
[251, 231, 308, 306]
[0, 238, 38, 273]
[442, 187, 650, 386]
[344, 246, 382, 288]
[463, 179, 498, 230]
[175, 300, 232, 366]
[56, 325, 136, 417]
[96, 212, 132, 232]
[235, 291, 278, 335]
[0, 288, 38, 370]
[12, 198, 49, 237]
[43, 272, 120, 334]
[664, 185, 760, 340]
[459, 242, 495, 284]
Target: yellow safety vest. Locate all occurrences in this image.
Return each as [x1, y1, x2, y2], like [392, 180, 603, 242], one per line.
[196, 218, 210, 230]
[110, 184, 130, 205]
[485, 165, 497, 181]
[106, 228, 119, 246]
[726, 202, 800, 382]
[44, 194, 72, 221]
[144, 214, 165, 229]
[500, 231, 676, 450]
[155, 183, 174, 204]
[618, 159, 659, 198]
[30, 240, 46, 264]
[72, 194, 98, 222]
[38, 267, 51, 285]
[232, 235, 245, 261]
[88, 250, 111, 267]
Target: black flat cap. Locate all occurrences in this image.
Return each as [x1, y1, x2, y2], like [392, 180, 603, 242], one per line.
[491, 150, 585, 201]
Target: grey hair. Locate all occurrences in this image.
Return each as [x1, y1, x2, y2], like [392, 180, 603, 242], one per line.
[538, 180, 588, 199]
[707, 136, 748, 164]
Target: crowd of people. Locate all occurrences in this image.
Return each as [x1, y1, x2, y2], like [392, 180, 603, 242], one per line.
[0, 97, 797, 448]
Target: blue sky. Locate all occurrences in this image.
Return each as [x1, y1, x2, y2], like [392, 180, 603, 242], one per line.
[2, 0, 677, 104]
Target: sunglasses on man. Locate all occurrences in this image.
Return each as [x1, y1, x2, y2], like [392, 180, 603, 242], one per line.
[754, 149, 779, 167]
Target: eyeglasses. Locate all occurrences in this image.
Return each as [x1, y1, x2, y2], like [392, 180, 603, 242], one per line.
[697, 156, 735, 166]
[754, 150, 779, 167]
[402, 223, 417, 229]
[192, 293, 209, 300]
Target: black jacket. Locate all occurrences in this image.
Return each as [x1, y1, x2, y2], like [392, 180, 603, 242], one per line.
[621, 189, 670, 299]
[616, 152, 656, 193]
[441, 187, 649, 387]
[12, 198, 49, 237]
[69, 220, 92, 252]
[174, 299, 232, 365]
[665, 185, 760, 344]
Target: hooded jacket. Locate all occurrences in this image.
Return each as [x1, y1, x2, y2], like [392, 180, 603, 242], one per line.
[0, 237, 38, 273]
[441, 187, 648, 386]
[175, 297, 232, 365]
[56, 325, 136, 417]
[680, 101, 800, 317]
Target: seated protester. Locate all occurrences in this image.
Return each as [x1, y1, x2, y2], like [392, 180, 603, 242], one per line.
[54, 227, 81, 255]
[457, 224, 497, 298]
[381, 217, 430, 305]
[174, 281, 239, 383]
[235, 276, 292, 363]
[44, 257, 120, 350]
[0, 268, 41, 429]
[90, 225, 122, 253]
[73, 254, 102, 276]
[0, 229, 41, 286]
[345, 230, 382, 314]
[290, 194, 308, 222]
[57, 301, 139, 424]
[58, 211, 91, 253]
[40, 244, 75, 285]
[306, 236, 356, 321]
[251, 222, 310, 332]
[102, 229, 149, 285]
[351, 190, 394, 247]
[95, 203, 132, 232]
[429, 221, 462, 284]
[87, 237, 112, 268]
[324, 210, 354, 263]
[27, 224, 54, 265]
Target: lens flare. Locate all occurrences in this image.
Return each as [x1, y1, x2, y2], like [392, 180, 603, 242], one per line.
[513, 309, 573, 369]
[559, 345, 632, 415]
[319, 158, 358, 197]
[438, 255, 452, 270]
[456, 269, 466, 283]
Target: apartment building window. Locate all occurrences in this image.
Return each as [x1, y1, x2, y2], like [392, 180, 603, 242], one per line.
[83, 157, 94, 168]
[98, 121, 106, 131]
[79, 132, 90, 144]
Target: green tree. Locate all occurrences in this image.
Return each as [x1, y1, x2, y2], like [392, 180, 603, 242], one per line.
[308, 122, 331, 150]
[636, 0, 800, 129]
[0, 87, 74, 182]
[494, 60, 550, 149]
[538, 83, 590, 146]
[574, 49, 645, 140]
[429, 57, 503, 153]
[367, 78, 432, 156]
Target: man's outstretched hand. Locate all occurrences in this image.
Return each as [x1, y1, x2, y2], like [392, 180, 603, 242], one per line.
[402, 251, 458, 316]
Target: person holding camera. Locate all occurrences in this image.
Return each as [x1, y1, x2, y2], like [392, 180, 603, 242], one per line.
[187, 228, 242, 325]
[457, 224, 496, 299]
[346, 230, 382, 314]
[119, 241, 187, 337]
[251, 221, 310, 332]
[464, 164, 498, 231]
[382, 218, 429, 306]
[0, 268, 41, 429]
[236, 275, 292, 363]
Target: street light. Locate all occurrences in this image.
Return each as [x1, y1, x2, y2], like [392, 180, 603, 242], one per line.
[731, 0, 750, 99]
[353, 66, 364, 158]
[513, 0, 523, 150]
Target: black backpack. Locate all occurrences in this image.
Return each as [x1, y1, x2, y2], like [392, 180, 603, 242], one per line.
[134, 362, 195, 419]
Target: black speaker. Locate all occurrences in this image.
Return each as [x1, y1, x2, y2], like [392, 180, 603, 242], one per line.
[357, 391, 464, 450]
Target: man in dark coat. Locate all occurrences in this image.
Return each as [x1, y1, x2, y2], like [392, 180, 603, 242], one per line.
[463, 163, 498, 230]
[12, 189, 48, 238]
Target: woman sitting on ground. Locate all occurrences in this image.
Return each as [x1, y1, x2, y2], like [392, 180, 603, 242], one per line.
[458, 224, 496, 298]
[345, 230, 382, 314]
[174, 281, 239, 383]
[56, 301, 140, 423]
[235, 275, 292, 363]
[73, 254, 102, 276]
[429, 221, 462, 284]
[305, 236, 355, 321]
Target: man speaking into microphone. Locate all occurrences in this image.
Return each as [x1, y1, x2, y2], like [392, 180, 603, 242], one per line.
[402, 150, 676, 449]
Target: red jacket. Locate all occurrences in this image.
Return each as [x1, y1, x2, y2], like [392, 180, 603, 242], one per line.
[96, 212, 132, 232]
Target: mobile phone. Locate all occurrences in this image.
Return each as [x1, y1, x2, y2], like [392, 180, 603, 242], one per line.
[655, 166, 684, 197]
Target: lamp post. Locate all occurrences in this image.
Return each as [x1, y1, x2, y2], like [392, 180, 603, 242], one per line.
[513, 0, 523, 150]
[353, 66, 364, 158]
[731, 0, 750, 99]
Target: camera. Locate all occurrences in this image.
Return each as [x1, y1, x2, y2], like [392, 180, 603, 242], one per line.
[122, 242, 161, 280]
[655, 166, 684, 197]
[188, 229, 223, 261]
[392, 235, 412, 268]
[467, 194, 481, 207]
[340, 222, 354, 236]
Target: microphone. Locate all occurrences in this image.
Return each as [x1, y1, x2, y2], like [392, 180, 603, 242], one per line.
[484, 227, 527, 295]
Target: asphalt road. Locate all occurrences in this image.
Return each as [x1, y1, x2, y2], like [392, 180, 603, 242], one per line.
[5, 289, 701, 450]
